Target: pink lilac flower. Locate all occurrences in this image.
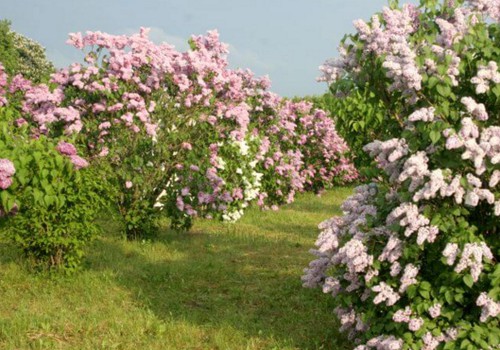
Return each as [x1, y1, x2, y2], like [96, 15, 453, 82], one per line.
[0, 158, 15, 190]
[56, 141, 77, 156]
[181, 142, 193, 150]
[15, 118, 28, 127]
[0, 159, 16, 178]
[98, 147, 109, 157]
[0, 177, 13, 190]
[69, 155, 89, 170]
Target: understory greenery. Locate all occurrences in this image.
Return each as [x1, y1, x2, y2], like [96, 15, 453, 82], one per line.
[304, 0, 499, 349]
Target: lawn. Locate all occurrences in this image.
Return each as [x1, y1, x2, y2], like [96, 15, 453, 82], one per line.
[0, 187, 353, 350]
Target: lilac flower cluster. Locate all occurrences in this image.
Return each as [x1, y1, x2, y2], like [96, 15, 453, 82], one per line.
[302, 184, 378, 295]
[476, 292, 500, 322]
[363, 139, 408, 181]
[453, 242, 493, 282]
[354, 335, 403, 350]
[339, 4, 422, 98]
[386, 203, 439, 245]
[55, 141, 89, 170]
[0, 159, 15, 190]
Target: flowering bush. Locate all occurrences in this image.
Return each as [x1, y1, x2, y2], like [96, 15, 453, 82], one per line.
[11, 30, 55, 83]
[251, 97, 357, 207]
[5, 27, 355, 234]
[304, 1, 500, 349]
[0, 20, 54, 83]
[0, 111, 104, 272]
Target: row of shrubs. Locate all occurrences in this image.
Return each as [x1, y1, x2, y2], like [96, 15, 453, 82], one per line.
[303, 0, 499, 349]
[0, 28, 357, 272]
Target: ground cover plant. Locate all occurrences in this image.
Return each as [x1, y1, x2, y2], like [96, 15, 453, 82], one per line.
[304, 0, 499, 349]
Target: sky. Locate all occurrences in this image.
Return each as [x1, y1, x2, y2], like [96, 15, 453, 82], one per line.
[0, 0, 414, 97]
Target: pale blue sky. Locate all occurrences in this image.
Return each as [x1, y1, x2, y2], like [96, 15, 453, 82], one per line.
[0, 0, 416, 97]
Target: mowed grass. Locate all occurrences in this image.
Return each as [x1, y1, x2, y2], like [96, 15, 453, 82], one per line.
[0, 187, 353, 350]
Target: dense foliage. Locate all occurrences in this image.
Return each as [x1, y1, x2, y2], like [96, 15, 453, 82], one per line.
[0, 84, 104, 271]
[304, 1, 499, 349]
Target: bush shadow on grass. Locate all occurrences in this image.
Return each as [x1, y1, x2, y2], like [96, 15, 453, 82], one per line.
[87, 228, 348, 350]
[0, 241, 20, 265]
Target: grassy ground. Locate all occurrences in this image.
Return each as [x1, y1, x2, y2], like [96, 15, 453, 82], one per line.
[0, 187, 353, 350]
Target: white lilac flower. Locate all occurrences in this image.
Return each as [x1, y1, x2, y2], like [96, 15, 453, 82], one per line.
[428, 303, 442, 319]
[408, 107, 435, 122]
[476, 292, 500, 322]
[408, 317, 424, 331]
[489, 170, 500, 188]
[398, 151, 429, 192]
[322, 277, 341, 296]
[454, 242, 493, 282]
[413, 169, 446, 202]
[442, 243, 460, 265]
[332, 238, 374, 274]
[378, 235, 403, 263]
[471, 61, 500, 94]
[372, 282, 400, 306]
[393, 306, 412, 323]
[399, 264, 419, 293]
[390, 262, 402, 277]
[363, 139, 408, 181]
[422, 332, 441, 350]
[365, 335, 404, 350]
[461, 96, 488, 121]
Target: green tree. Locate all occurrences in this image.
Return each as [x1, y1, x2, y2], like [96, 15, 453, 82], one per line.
[0, 19, 54, 83]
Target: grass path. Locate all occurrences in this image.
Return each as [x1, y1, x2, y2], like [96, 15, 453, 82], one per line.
[0, 187, 353, 350]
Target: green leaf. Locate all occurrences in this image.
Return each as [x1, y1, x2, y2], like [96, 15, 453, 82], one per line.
[436, 84, 451, 97]
[463, 274, 474, 288]
[429, 130, 441, 144]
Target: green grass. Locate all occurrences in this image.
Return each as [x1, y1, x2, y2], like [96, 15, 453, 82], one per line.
[0, 187, 353, 350]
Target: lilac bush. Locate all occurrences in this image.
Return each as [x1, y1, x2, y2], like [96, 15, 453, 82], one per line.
[304, 1, 499, 349]
[4, 28, 356, 234]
